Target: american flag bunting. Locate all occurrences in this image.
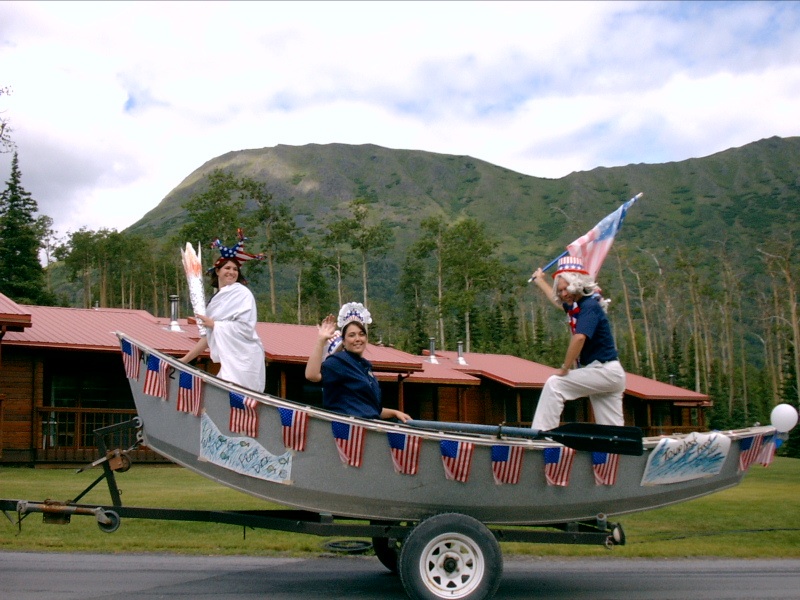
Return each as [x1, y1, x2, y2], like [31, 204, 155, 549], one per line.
[121, 339, 140, 380]
[177, 370, 203, 416]
[229, 391, 259, 438]
[756, 434, 776, 467]
[387, 432, 422, 475]
[279, 407, 309, 452]
[332, 421, 365, 467]
[738, 434, 763, 472]
[440, 439, 474, 483]
[544, 446, 576, 487]
[592, 452, 620, 486]
[143, 354, 169, 400]
[491, 444, 524, 485]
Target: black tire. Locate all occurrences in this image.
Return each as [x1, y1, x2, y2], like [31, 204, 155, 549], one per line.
[372, 536, 400, 573]
[399, 513, 502, 600]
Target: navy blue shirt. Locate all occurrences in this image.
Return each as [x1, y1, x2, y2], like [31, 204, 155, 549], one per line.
[320, 350, 382, 419]
[563, 295, 618, 366]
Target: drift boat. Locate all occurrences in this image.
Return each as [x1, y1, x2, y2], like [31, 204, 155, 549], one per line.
[117, 333, 781, 526]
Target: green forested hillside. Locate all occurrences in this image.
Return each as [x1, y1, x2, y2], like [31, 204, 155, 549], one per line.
[88, 137, 800, 436]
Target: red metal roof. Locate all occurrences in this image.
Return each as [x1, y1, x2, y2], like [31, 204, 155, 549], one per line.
[623, 372, 709, 402]
[257, 322, 425, 373]
[0, 293, 33, 331]
[3, 305, 200, 355]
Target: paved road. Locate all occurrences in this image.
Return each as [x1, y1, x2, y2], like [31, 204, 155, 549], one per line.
[2, 552, 799, 599]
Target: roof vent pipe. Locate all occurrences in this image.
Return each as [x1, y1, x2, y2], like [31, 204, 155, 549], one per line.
[168, 294, 183, 332]
[428, 337, 439, 364]
[457, 341, 468, 365]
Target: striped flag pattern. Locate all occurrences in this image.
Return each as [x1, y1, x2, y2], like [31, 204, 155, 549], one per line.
[332, 421, 365, 467]
[592, 452, 620, 486]
[491, 444, 524, 485]
[387, 432, 422, 475]
[143, 354, 169, 400]
[177, 371, 203, 416]
[279, 407, 309, 452]
[738, 434, 764, 472]
[756, 434, 776, 467]
[121, 339, 140, 380]
[229, 391, 259, 438]
[440, 439, 474, 483]
[544, 446, 576, 487]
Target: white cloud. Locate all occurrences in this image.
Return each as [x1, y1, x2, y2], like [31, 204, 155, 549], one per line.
[1, 0, 798, 236]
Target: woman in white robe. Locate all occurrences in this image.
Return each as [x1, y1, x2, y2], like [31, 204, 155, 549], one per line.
[179, 258, 266, 392]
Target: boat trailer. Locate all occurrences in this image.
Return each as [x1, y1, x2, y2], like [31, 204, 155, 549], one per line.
[2, 418, 626, 600]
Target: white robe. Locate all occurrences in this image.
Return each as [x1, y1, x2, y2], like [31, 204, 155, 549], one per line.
[205, 282, 266, 393]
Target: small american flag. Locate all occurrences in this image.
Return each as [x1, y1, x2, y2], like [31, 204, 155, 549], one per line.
[491, 444, 524, 485]
[332, 421, 365, 467]
[143, 354, 169, 400]
[592, 452, 620, 486]
[738, 434, 764, 472]
[229, 391, 259, 438]
[544, 446, 576, 487]
[177, 371, 203, 416]
[387, 432, 422, 475]
[279, 407, 308, 452]
[121, 339, 140, 380]
[440, 439, 474, 483]
[756, 434, 776, 467]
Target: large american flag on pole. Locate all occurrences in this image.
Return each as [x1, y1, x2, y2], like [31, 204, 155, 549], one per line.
[387, 432, 422, 475]
[440, 439, 474, 483]
[544, 446, 576, 487]
[332, 421, 365, 467]
[229, 391, 259, 438]
[491, 444, 524, 485]
[177, 370, 203, 416]
[121, 339, 140, 380]
[143, 354, 169, 400]
[566, 193, 642, 279]
[592, 452, 620, 486]
[738, 434, 764, 471]
[279, 407, 309, 452]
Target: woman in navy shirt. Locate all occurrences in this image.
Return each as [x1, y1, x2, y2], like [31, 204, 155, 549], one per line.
[305, 303, 411, 422]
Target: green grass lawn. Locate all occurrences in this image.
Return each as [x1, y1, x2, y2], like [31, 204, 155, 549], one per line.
[2, 458, 799, 558]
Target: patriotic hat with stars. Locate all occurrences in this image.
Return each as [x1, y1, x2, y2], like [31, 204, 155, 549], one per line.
[552, 255, 589, 278]
[208, 228, 264, 272]
[337, 302, 372, 332]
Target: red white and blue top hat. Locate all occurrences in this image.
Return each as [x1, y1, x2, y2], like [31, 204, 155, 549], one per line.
[552, 255, 589, 278]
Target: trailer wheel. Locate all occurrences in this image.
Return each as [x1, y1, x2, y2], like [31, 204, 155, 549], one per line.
[97, 510, 120, 533]
[399, 513, 502, 600]
[372, 536, 400, 573]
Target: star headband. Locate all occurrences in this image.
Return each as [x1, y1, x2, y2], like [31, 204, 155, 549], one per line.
[208, 228, 264, 273]
[337, 302, 372, 329]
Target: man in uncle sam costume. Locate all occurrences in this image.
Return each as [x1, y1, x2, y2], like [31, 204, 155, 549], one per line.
[529, 255, 625, 430]
[305, 302, 411, 423]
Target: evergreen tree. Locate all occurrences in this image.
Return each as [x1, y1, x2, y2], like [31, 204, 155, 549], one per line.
[0, 152, 53, 304]
[778, 345, 800, 458]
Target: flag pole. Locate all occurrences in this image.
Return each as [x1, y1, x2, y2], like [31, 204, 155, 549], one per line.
[528, 250, 568, 283]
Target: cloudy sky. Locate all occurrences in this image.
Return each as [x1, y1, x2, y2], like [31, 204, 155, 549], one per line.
[1, 1, 798, 237]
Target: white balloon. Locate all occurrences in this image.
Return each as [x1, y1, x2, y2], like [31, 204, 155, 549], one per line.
[771, 404, 799, 432]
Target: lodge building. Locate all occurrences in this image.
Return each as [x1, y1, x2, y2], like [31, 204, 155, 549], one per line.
[0, 293, 710, 465]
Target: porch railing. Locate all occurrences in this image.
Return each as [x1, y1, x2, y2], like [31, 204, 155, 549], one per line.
[35, 407, 168, 464]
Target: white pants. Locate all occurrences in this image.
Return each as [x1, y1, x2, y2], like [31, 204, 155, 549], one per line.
[531, 360, 625, 431]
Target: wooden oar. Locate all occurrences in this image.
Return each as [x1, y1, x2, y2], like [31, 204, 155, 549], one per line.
[407, 420, 644, 456]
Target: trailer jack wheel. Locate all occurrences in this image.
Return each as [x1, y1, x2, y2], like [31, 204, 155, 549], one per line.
[97, 510, 120, 533]
[399, 513, 502, 600]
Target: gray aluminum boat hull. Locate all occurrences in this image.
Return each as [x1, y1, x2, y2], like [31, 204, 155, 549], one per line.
[119, 334, 772, 525]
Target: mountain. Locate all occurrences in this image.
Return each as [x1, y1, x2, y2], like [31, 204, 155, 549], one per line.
[127, 137, 800, 283]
